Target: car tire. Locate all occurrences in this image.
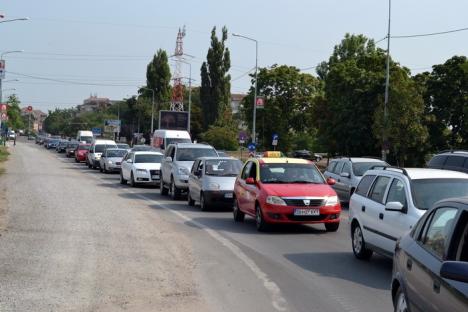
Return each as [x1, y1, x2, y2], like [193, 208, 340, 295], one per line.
[233, 199, 245, 222]
[200, 192, 209, 211]
[170, 178, 180, 200]
[160, 179, 169, 195]
[88, 161, 92, 169]
[103, 164, 108, 174]
[75, 158, 79, 163]
[325, 222, 340, 232]
[99, 166, 103, 173]
[120, 171, 127, 185]
[255, 205, 269, 232]
[187, 190, 195, 206]
[352, 223, 373, 260]
[130, 172, 136, 187]
[393, 287, 408, 312]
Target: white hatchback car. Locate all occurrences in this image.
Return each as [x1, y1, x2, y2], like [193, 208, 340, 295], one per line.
[349, 167, 468, 260]
[120, 151, 163, 187]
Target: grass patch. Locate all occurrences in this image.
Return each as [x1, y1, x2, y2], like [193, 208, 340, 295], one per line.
[0, 146, 9, 163]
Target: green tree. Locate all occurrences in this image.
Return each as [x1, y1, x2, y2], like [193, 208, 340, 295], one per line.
[145, 49, 172, 115]
[5, 95, 24, 130]
[200, 26, 231, 130]
[241, 65, 322, 151]
[202, 125, 238, 150]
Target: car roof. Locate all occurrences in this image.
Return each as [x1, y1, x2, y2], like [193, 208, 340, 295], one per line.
[172, 143, 214, 149]
[332, 157, 385, 163]
[257, 157, 311, 164]
[434, 197, 468, 207]
[437, 150, 468, 156]
[197, 157, 237, 161]
[105, 148, 126, 151]
[132, 151, 163, 155]
[367, 168, 468, 180]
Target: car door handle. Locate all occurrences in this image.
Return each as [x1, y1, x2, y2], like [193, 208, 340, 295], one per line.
[379, 213, 384, 220]
[433, 279, 441, 294]
[406, 259, 412, 270]
[361, 205, 366, 212]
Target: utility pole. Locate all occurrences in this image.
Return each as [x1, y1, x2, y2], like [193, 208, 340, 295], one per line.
[383, 0, 392, 161]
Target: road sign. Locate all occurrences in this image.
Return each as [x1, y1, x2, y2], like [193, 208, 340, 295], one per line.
[0, 104, 7, 111]
[92, 127, 102, 136]
[104, 119, 121, 133]
[248, 143, 256, 152]
[1, 112, 8, 121]
[272, 133, 279, 146]
[256, 96, 265, 109]
[27, 106, 33, 112]
[0, 60, 5, 79]
[238, 131, 247, 144]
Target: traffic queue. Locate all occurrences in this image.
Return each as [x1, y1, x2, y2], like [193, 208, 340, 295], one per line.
[34, 130, 468, 312]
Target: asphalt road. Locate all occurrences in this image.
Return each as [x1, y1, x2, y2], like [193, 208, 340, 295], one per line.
[0, 139, 394, 312]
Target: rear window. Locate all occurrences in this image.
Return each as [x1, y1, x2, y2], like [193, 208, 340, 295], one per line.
[135, 154, 163, 163]
[445, 156, 466, 168]
[352, 161, 387, 176]
[355, 175, 376, 196]
[176, 148, 217, 161]
[428, 155, 447, 168]
[95, 144, 116, 153]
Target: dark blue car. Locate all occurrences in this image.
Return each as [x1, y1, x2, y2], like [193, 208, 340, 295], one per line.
[392, 198, 468, 312]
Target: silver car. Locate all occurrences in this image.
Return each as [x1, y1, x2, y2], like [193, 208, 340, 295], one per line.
[187, 157, 243, 210]
[323, 157, 388, 202]
[99, 148, 127, 173]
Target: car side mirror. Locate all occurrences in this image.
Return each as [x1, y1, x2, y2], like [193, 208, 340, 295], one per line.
[245, 177, 256, 185]
[165, 156, 172, 162]
[326, 178, 336, 185]
[340, 172, 350, 178]
[127, 159, 133, 163]
[385, 201, 405, 212]
[89, 151, 94, 154]
[440, 261, 468, 283]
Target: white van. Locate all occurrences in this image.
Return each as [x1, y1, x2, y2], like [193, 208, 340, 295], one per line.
[76, 130, 94, 144]
[86, 139, 117, 169]
[151, 130, 191, 151]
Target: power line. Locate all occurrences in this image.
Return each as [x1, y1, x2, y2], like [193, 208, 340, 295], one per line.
[392, 26, 468, 38]
[231, 67, 255, 82]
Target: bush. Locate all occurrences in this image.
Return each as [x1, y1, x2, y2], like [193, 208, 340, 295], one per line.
[202, 126, 238, 150]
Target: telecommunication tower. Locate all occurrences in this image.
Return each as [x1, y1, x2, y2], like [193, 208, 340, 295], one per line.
[170, 26, 186, 111]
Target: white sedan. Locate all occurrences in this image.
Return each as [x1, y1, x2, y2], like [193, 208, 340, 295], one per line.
[120, 151, 163, 187]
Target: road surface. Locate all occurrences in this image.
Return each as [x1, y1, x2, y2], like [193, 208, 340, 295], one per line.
[0, 139, 394, 311]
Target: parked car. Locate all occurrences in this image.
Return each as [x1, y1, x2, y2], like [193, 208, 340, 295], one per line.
[292, 150, 322, 162]
[56, 140, 69, 153]
[188, 157, 243, 210]
[65, 142, 79, 158]
[86, 139, 117, 169]
[75, 144, 90, 163]
[160, 143, 219, 199]
[120, 151, 163, 187]
[391, 197, 468, 312]
[427, 150, 468, 174]
[349, 167, 468, 260]
[46, 138, 60, 149]
[324, 157, 389, 202]
[99, 148, 127, 173]
[7, 130, 16, 140]
[233, 155, 341, 232]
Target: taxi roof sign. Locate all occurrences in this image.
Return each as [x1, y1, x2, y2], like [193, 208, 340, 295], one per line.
[263, 151, 283, 158]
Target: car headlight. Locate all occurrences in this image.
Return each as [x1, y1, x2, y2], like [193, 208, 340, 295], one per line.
[108, 160, 113, 164]
[136, 169, 147, 174]
[207, 182, 220, 190]
[266, 196, 287, 206]
[178, 167, 190, 175]
[324, 196, 339, 206]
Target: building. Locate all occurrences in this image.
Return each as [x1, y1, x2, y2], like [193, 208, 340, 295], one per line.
[21, 108, 47, 132]
[77, 94, 113, 115]
[231, 93, 246, 114]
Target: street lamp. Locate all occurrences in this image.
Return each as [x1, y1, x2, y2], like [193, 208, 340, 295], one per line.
[232, 33, 258, 144]
[382, 0, 391, 162]
[140, 87, 155, 134]
[3, 79, 19, 83]
[0, 50, 24, 104]
[0, 17, 29, 24]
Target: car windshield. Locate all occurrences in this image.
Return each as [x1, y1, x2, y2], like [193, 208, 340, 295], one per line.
[106, 150, 127, 157]
[411, 179, 468, 210]
[81, 136, 93, 143]
[260, 163, 325, 184]
[68, 143, 79, 148]
[176, 148, 218, 161]
[205, 159, 243, 176]
[135, 154, 163, 163]
[117, 144, 129, 149]
[95, 144, 116, 153]
[353, 161, 387, 176]
[166, 138, 192, 146]
[78, 145, 90, 150]
[132, 145, 154, 151]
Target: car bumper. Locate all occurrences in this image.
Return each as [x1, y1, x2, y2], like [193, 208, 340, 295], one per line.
[261, 203, 341, 224]
[135, 170, 160, 183]
[76, 154, 87, 161]
[173, 175, 189, 189]
[107, 164, 121, 171]
[203, 190, 235, 206]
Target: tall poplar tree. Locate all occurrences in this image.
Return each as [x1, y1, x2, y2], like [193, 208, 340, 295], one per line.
[145, 49, 172, 112]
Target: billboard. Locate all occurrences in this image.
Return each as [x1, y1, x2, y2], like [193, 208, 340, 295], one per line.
[158, 110, 189, 131]
[104, 119, 121, 133]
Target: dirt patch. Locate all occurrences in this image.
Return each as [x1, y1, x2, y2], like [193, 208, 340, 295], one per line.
[0, 146, 9, 233]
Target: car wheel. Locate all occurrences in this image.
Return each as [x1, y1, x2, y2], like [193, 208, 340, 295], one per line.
[88, 161, 92, 169]
[352, 223, 373, 260]
[170, 178, 180, 200]
[103, 164, 108, 174]
[255, 205, 269, 232]
[233, 199, 245, 222]
[160, 179, 168, 195]
[187, 190, 195, 206]
[325, 222, 340, 232]
[394, 287, 408, 312]
[120, 171, 127, 185]
[130, 172, 136, 187]
[200, 192, 209, 211]
[99, 166, 103, 173]
[75, 158, 79, 163]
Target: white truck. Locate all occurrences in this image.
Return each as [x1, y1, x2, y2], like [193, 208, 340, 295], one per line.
[151, 129, 191, 152]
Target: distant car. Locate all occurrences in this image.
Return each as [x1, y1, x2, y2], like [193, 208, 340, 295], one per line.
[391, 198, 468, 312]
[233, 155, 341, 232]
[324, 157, 389, 202]
[151, 129, 192, 152]
[292, 150, 322, 162]
[131, 145, 157, 152]
[120, 151, 163, 187]
[65, 142, 79, 158]
[46, 139, 60, 149]
[216, 151, 228, 157]
[56, 140, 69, 153]
[8, 131, 16, 140]
[75, 144, 90, 163]
[86, 139, 117, 169]
[99, 148, 127, 173]
[427, 150, 468, 174]
[160, 143, 219, 199]
[188, 157, 243, 210]
[349, 167, 468, 260]
[116, 143, 130, 151]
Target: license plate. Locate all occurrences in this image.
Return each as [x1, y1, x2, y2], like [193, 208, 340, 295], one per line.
[224, 193, 233, 199]
[294, 208, 320, 216]
[151, 175, 160, 180]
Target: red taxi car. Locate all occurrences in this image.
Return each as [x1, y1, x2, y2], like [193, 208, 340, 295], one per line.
[233, 154, 341, 232]
[75, 144, 90, 163]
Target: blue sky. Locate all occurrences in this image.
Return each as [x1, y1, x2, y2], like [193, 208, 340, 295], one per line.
[1, 0, 467, 111]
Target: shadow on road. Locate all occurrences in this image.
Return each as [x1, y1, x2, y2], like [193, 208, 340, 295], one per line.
[284, 251, 392, 290]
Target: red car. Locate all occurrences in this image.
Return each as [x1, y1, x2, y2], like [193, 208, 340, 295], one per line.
[233, 155, 341, 232]
[75, 144, 90, 163]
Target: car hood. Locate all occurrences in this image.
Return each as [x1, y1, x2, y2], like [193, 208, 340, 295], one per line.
[260, 183, 337, 197]
[203, 176, 237, 190]
[175, 161, 194, 171]
[133, 163, 161, 170]
[106, 157, 124, 162]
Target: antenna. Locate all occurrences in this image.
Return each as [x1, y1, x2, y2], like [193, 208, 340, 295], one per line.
[170, 26, 186, 111]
